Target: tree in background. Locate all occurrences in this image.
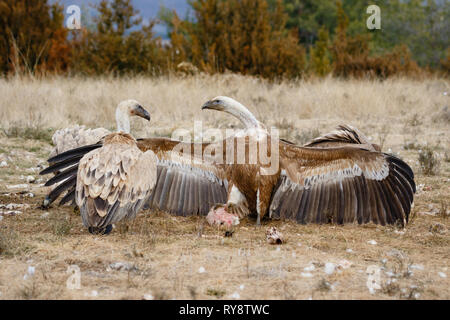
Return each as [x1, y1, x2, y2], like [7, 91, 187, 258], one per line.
[71, 0, 165, 75]
[166, 0, 305, 79]
[0, 0, 69, 75]
[330, 1, 420, 78]
[309, 26, 331, 76]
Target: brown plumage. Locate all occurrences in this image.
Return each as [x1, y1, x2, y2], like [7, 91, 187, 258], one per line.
[201, 96, 415, 227]
[303, 124, 381, 151]
[77, 133, 157, 234]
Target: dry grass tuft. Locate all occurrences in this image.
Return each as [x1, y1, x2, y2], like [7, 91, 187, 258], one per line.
[418, 146, 440, 175]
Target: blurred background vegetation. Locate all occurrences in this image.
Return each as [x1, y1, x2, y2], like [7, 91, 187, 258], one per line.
[0, 0, 448, 79]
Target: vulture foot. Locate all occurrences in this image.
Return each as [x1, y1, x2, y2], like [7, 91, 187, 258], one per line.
[88, 225, 113, 235]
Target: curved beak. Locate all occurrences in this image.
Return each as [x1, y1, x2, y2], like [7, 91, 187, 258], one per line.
[201, 100, 224, 111]
[134, 105, 151, 121]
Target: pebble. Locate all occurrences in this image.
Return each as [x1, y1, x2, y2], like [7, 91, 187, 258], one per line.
[324, 263, 336, 275]
[229, 292, 240, 299]
[85, 290, 98, 297]
[410, 264, 424, 271]
[143, 293, 154, 300]
[6, 184, 28, 189]
[0, 210, 22, 216]
[0, 161, 7, 167]
[367, 240, 377, 245]
[198, 266, 206, 273]
[239, 284, 245, 290]
[26, 176, 35, 183]
[304, 265, 315, 272]
[338, 260, 352, 269]
[438, 272, 447, 278]
[107, 262, 136, 272]
[23, 266, 35, 280]
[301, 272, 313, 278]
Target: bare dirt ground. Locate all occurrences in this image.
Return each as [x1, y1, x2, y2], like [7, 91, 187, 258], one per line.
[0, 75, 448, 300]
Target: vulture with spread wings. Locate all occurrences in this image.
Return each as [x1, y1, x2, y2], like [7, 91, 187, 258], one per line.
[200, 96, 415, 227]
[40, 97, 415, 229]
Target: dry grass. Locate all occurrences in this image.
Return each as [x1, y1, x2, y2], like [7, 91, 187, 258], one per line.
[0, 75, 449, 300]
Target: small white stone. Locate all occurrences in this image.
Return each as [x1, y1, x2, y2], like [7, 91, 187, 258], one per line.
[385, 271, 395, 277]
[304, 265, 315, 272]
[239, 284, 245, 290]
[7, 184, 28, 189]
[338, 260, 352, 269]
[26, 176, 35, 183]
[301, 272, 313, 278]
[28, 266, 35, 275]
[229, 292, 240, 299]
[346, 248, 354, 253]
[85, 290, 98, 297]
[368, 240, 377, 245]
[438, 272, 447, 278]
[324, 263, 336, 275]
[410, 264, 424, 271]
[143, 293, 154, 300]
[198, 266, 206, 273]
[0, 161, 7, 167]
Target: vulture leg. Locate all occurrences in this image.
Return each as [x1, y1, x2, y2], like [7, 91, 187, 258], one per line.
[88, 225, 113, 235]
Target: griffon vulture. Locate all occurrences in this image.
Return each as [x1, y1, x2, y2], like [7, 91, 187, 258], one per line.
[201, 96, 415, 227]
[64, 100, 155, 234]
[49, 99, 150, 158]
[78, 132, 157, 234]
[42, 99, 151, 207]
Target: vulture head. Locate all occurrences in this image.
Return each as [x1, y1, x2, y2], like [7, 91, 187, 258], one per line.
[115, 99, 151, 133]
[201, 96, 260, 129]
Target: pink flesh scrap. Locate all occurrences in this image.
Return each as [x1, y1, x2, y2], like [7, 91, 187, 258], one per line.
[206, 206, 240, 227]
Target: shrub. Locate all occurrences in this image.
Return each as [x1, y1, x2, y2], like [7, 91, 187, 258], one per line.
[418, 146, 440, 176]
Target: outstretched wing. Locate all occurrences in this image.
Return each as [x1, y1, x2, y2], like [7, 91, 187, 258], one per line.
[145, 158, 228, 216]
[41, 137, 228, 216]
[76, 143, 157, 229]
[269, 145, 415, 226]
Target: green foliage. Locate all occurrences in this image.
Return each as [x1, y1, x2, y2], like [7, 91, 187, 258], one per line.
[310, 26, 331, 76]
[330, 1, 421, 78]
[71, 0, 166, 75]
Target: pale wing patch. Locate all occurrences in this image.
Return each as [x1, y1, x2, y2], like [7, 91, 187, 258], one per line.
[76, 141, 157, 228]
